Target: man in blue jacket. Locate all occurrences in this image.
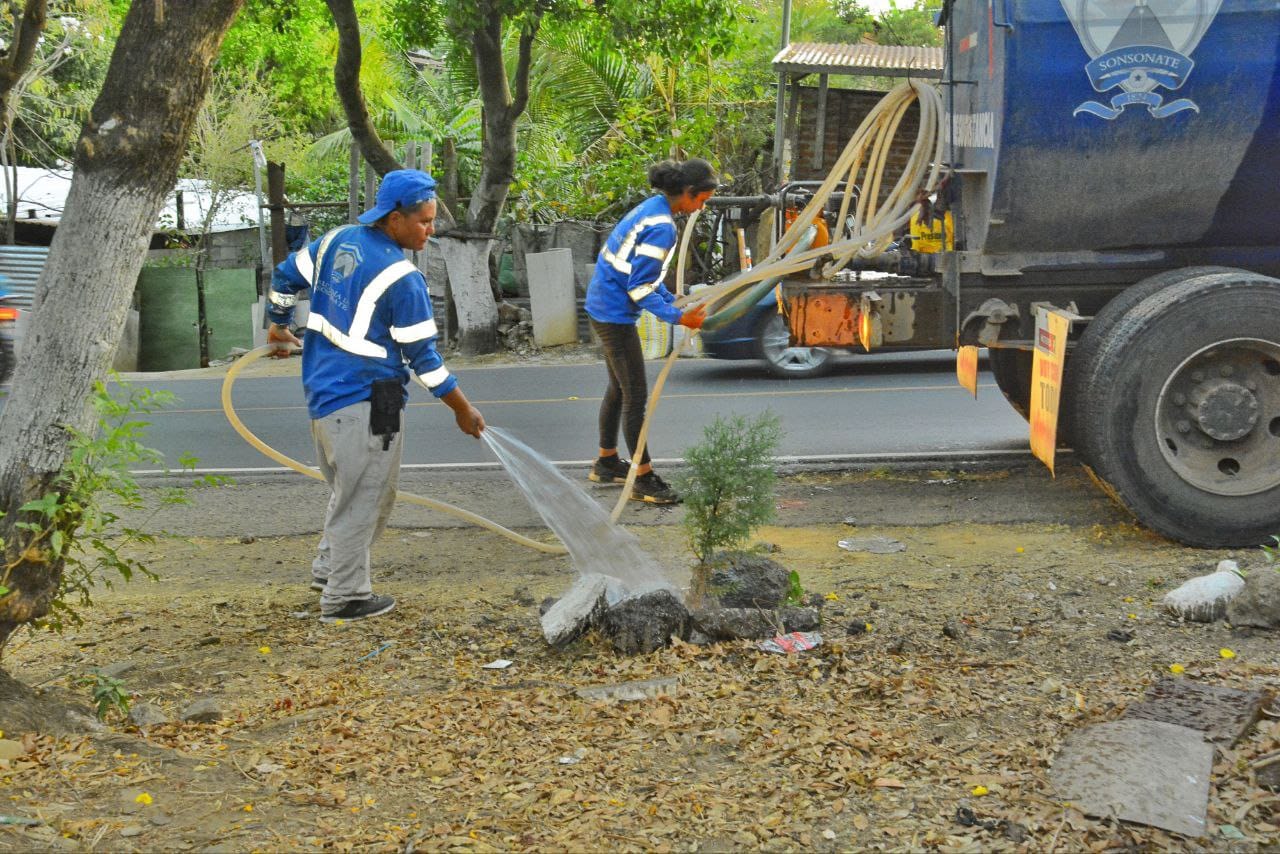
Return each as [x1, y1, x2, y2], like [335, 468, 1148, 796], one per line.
[266, 170, 484, 623]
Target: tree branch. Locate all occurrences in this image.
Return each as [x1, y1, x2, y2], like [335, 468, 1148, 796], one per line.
[509, 13, 540, 119]
[0, 0, 48, 99]
[323, 0, 401, 176]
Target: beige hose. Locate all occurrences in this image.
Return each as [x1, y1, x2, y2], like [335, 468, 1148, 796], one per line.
[221, 346, 567, 555]
[673, 80, 943, 314]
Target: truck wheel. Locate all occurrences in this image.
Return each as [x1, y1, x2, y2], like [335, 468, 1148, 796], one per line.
[1077, 271, 1280, 547]
[1064, 266, 1242, 464]
[988, 348, 1032, 419]
[756, 312, 835, 379]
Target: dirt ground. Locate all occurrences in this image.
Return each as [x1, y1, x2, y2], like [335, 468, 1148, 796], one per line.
[1, 458, 1279, 853]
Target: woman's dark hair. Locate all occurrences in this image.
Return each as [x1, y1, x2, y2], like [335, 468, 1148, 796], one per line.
[647, 158, 718, 196]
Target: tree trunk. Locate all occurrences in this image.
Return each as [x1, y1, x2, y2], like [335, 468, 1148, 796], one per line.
[441, 136, 459, 216]
[450, 7, 539, 355]
[0, 0, 245, 653]
[435, 235, 497, 356]
[324, 0, 401, 177]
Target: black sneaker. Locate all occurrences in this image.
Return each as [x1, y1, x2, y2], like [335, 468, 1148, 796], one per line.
[630, 471, 679, 504]
[320, 593, 396, 624]
[588, 455, 632, 484]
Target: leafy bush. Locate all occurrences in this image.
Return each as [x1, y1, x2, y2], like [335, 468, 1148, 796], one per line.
[80, 673, 130, 721]
[0, 377, 226, 645]
[677, 410, 782, 560]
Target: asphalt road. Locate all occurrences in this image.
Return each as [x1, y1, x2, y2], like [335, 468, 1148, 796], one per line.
[110, 349, 1031, 474]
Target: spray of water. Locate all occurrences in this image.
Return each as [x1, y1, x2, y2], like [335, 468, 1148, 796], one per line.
[481, 426, 676, 599]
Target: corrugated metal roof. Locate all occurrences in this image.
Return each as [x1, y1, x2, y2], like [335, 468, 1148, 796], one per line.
[772, 42, 944, 78]
[0, 245, 49, 310]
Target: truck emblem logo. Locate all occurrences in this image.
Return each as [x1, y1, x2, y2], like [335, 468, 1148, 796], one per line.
[1059, 0, 1222, 119]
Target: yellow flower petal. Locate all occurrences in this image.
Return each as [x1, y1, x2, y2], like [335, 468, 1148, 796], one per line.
[1015, 547, 1024, 554]
[1169, 663, 1185, 674]
[971, 785, 989, 796]
[824, 592, 839, 601]
[135, 792, 153, 805]
[243, 804, 253, 812]
[1220, 648, 1236, 659]
[1127, 613, 1137, 619]
[258, 646, 271, 654]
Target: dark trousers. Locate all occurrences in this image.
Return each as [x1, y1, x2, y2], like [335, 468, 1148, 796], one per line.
[591, 317, 651, 466]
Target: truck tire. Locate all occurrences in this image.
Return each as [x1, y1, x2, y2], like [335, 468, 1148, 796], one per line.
[1064, 266, 1243, 464]
[755, 311, 835, 379]
[1077, 271, 1280, 547]
[988, 348, 1032, 420]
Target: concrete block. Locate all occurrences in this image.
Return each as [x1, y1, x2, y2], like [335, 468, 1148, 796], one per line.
[1050, 718, 1212, 837]
[541, 573, 609, 646]
[525, 248, 577, 347]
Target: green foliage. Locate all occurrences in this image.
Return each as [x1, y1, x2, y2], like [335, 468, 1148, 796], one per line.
[0, 378, 227, 639]
[2, 1, 120, 165]
[599, 0, 743, 62]
[785, 569, 805, 606]
[79, 672, 129, 721]
[219, 0, 342, 135]
[877, 0, 943, 47]
[1263, 535, 1279, 565]
[676, 412, 783, 565]
[387, 0, 446, 51]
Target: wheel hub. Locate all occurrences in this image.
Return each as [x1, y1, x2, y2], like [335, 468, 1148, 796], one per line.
[1190, 379, 1259, 441]
[1156, 338, 1280, 497]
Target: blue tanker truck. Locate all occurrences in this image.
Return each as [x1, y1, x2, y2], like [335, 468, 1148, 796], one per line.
[775, 0, 1280, 547]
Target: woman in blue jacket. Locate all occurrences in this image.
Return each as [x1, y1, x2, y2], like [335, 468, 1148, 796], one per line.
[585, 159, 717, 504]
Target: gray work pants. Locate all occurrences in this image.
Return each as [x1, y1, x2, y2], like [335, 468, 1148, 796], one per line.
[310, 401, 402, 612]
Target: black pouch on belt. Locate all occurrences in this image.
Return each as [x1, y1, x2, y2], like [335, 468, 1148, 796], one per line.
[369, 378, 404, 451]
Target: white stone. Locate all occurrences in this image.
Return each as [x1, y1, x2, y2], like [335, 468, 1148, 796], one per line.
[1161, 569, 1244, 622]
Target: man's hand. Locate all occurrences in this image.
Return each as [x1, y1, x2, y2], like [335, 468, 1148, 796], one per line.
[455, 405, 485, 438]
[267, 323, 302, 358]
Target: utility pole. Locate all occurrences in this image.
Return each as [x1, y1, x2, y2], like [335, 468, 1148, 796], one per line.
[773, 0, 793, 187]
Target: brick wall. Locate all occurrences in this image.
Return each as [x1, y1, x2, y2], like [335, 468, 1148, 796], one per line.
[790, 86, 920, 205]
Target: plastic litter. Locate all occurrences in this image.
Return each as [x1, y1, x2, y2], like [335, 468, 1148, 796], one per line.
[355, 642, 393, 662]
[482, 659, 513, 670]
[759, 631, 823, 654]
[837, 537, 906, 554]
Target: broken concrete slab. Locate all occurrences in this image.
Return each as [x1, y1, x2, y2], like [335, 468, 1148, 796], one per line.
[599, 589, 690, 655]
[709, 553, 790, 609]
[1050, 718, 1212, 838]
[780, 606, 821, 633]
[541, 574, 610, 647]
[1126, 677, 1270, 746]
[1227, 568, 1280, 629]
[576, 676, 678, 703]
[691, 607, 778, 641]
